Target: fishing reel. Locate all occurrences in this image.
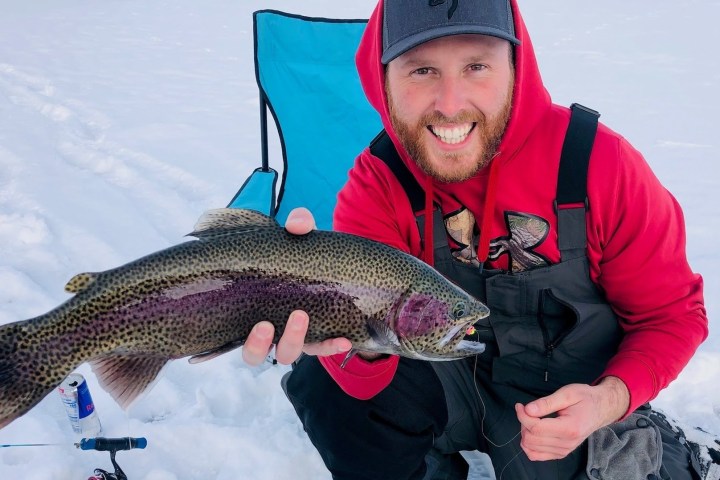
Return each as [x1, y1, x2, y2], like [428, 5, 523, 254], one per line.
[77, 437, 147, 480]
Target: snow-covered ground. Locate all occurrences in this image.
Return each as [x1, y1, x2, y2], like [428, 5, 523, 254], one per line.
[0, 1, 717, 479]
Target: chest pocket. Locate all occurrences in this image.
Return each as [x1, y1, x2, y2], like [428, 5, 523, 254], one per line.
[483, 256, 622, 395]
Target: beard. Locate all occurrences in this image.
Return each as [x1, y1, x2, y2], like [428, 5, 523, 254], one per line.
[387, 78, 513, 183]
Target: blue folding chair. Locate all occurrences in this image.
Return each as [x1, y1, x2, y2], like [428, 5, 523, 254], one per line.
[228, 10, 382, 230]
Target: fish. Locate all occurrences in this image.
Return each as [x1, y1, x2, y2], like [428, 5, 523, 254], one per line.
[0, 208, 489, 429]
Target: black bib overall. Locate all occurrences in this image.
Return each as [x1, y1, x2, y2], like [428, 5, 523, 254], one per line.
[283, 106, 697, 480]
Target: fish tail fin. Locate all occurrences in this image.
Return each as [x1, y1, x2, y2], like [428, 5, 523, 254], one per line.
[0, 321, 62, 429]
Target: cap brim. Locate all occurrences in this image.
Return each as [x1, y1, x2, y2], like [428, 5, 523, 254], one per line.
[381, 26, 521, 65]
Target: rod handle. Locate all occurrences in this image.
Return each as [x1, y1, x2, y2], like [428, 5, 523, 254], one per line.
[79, 437, 147, 451]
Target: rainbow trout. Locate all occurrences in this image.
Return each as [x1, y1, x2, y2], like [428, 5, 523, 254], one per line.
[0, 208, 489, 429]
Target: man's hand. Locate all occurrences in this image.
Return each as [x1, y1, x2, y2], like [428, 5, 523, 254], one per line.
[241, 208, 352, 367]
[515, 376, 630, 461]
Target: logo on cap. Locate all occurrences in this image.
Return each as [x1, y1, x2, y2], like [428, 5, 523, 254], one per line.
[429, 0, 459, 20]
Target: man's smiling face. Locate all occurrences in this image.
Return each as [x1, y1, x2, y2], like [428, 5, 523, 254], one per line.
[386, 34, 514, 182]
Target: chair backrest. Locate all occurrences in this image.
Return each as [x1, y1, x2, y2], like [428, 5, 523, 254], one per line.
[228, 10, 382, 230]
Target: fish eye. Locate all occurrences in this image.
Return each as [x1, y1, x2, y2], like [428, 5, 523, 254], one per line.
[452, 301, 467, 319]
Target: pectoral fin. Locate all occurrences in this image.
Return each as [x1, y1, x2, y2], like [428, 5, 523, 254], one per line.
[188, 340, 245, 364]
[366, 318, 399, 347]
[340, 349, 358, 369]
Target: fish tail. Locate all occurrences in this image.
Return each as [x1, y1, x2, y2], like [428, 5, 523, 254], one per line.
[0, 321, 64, 429]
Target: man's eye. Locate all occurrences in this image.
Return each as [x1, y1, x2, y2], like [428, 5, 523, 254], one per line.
[470, 64, 488, 72]
[413, 67, 431, 75]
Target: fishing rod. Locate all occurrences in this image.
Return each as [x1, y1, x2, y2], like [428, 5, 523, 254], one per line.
[1, 436, 147, 480]
[81, 437, 148, 480]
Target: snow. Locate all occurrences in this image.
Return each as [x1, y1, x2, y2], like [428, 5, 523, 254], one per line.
[0, 1, 717, 479]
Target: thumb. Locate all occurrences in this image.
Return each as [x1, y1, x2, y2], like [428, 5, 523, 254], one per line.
[285, 207, 316, 235]
[525, 389, 569, 418]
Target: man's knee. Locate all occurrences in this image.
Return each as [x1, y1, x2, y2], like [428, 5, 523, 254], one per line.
[282, 356, 450, 479]
[283, 355, 352, 446]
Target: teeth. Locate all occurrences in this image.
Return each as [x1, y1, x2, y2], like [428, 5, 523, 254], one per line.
[430, 123, 473, 144]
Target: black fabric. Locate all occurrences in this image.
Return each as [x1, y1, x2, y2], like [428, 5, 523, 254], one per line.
[428, 251, 617, 479]
[556, 104, 599, 207]
[283, 355, 448, 480]
[646, 408, 703, 480]
[370, 130, 425, 212]
[423, 449, 470, 480]
[556, 207, 588, 261]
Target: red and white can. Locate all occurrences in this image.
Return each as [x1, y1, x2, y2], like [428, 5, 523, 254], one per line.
[57, 373, 102, 437]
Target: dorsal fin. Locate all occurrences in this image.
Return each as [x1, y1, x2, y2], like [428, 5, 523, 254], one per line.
[187, 208, 279, 239]
[64, 272, 98, 293]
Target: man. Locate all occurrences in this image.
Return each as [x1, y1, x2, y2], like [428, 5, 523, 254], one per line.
[243, 1, 708, 478]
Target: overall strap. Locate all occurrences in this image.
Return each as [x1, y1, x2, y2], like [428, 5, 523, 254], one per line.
[369, 131, 424, 212]
[555, 103, 600, 261]
[370, 131, 447, 260]
[370, 102, 600, 264]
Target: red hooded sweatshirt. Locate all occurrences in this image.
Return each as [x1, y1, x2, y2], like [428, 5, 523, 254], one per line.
[319, 0, 707, 416]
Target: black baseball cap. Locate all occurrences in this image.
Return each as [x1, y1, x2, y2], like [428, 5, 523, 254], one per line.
[381, 0, 521, 64]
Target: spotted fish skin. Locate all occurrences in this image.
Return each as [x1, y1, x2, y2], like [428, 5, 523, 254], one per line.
[0, 209, 489, 429]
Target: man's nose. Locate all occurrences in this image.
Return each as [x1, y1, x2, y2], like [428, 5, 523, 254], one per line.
[434, 75, 467, 118]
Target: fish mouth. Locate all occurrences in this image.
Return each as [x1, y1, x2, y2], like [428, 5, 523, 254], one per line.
[437, 323, 466, 348]
[451, 338, 486, 357]
[414, 321, 486, 360]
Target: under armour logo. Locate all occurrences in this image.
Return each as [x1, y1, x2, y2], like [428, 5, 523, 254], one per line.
[429, 0, 459, 20]
[488, 212, 551, 272]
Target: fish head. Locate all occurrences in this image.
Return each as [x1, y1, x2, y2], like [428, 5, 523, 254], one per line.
[390, 274, 490, 360]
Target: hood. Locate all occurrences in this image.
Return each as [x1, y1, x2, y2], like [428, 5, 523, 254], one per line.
[356, 0, 552, 265]
[356, 0, 552, 191]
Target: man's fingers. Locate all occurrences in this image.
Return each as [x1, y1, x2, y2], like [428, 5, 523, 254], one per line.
[524, 385, 579, 418]
[242, 321, 275, 366]
[525, 394, 561, 418]
[516, 402, 588, 461]
[521, 429, 580, 461]
[303, 337, 353, 357]
[518, 403, 579, 439]
[516, 403, 542, 431]
[275, 311, 310, 364]
[285, 207, 316, 235]
[522, 444, 570, 462]
[243, 309, 353, 366]
[520, 424, 580, 449]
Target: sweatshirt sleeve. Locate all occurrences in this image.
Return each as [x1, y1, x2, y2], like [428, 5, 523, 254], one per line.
[318, 354, 400, 400]
[319, 150, 421, 399]
[587, 135, 708, 415]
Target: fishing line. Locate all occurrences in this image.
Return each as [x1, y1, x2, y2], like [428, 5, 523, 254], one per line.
[498, 449, 523, 480]
[469, 329, 525, 478]
[0, 442, 66, 448]
[470, 329, 521, 449]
